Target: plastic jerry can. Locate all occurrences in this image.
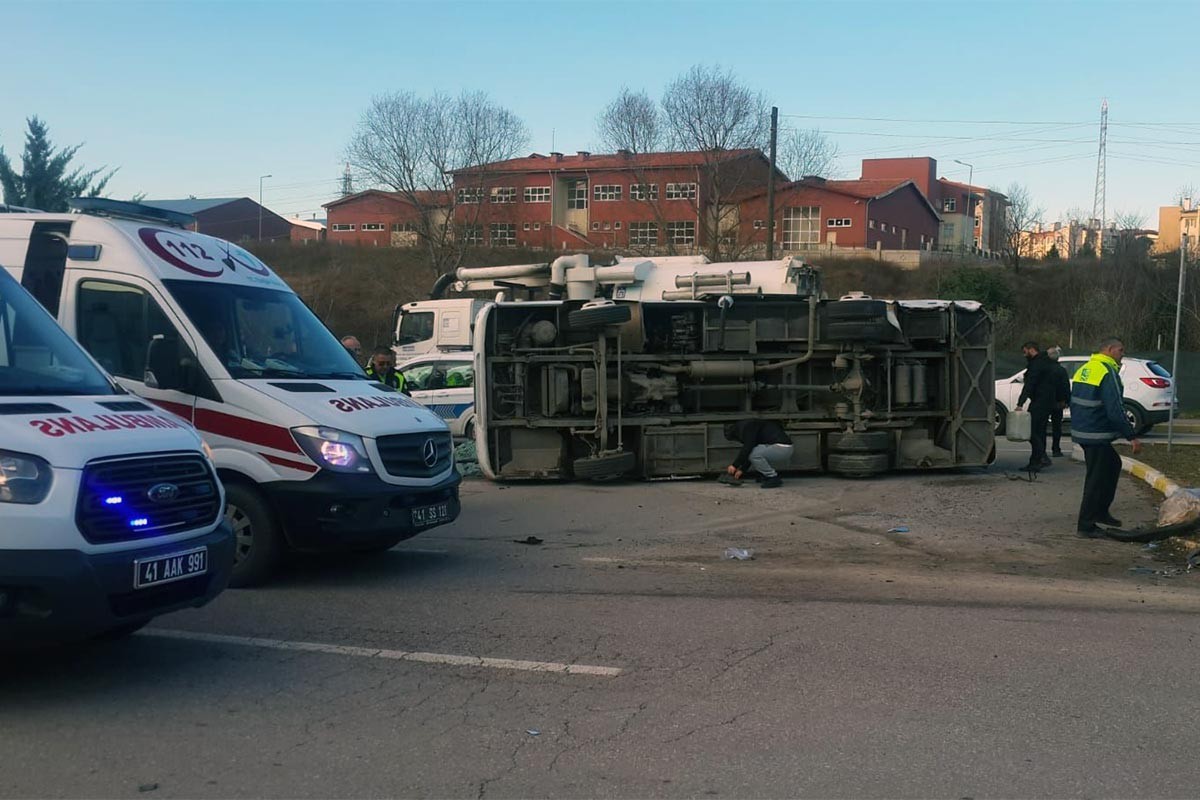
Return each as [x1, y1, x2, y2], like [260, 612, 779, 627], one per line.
[1006, 408, 1031, 442]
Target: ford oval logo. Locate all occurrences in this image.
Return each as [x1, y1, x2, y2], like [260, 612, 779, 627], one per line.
[147, 482, 180, 503]
[422, 438, 438, 468]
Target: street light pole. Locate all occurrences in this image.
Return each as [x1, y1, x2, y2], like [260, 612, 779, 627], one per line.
[954, 159, 974, 255]
[1169, 233, 1187, 453]
[258, 174, 272, 241]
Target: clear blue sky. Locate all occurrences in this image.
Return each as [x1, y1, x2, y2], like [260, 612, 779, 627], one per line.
[5, 0, 1199, 228]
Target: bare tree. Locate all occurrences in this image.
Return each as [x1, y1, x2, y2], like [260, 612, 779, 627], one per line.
[1001, 182, 1044, 272]
[346, 90, 528, 278]
[1110, 209, 1151, 265]
[777, 128, 840, 180]
[661, 65, 771, 260]
[596, 88, 663, 155]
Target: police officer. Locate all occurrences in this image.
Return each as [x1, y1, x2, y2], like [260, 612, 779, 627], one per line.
[1070, 337, 1142, 536]
[364, 347, 408, 394]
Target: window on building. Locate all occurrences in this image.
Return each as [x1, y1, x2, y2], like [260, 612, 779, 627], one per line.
[593, 184, 622, 201]
[490, 187, 516, 204]
[629, 221, 659, 246]
[666, 183, 698, 201]
[943, 198, 956, 213]
[533, 222, 541, 231]
[566, 180, 588, 209]
[940, 222, 955, 243]
[974, 217, 981, 228]
[361, 223, 385, 232]
[457, 187, 483, 204]
[459, 224, 483, 246]
[524, 186, 551, 203]
[666, 221, 696, 246]
[591, 221, 601, 231]
[391, 222, 418, 233]
[782, 206, 820, 248]
[868, 219, 876, 230]
[826, 218, 852, 228]
[489, 223, 516, 246]
[603, 222, 611, 230]
[630, 183, 659, 201]
[331, 223, 355, 232]
[753, 220, 766, 230]
[614, 221, 622, 230]
[522, 222, 531, 231]
[891, 225, 897, 234]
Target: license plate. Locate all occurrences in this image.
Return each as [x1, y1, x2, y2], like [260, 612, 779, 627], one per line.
[411, 502, 450, 528]
[134, 546, 208, 589]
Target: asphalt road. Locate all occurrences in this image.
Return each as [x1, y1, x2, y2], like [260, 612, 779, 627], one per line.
[5, 444, 1200, 799]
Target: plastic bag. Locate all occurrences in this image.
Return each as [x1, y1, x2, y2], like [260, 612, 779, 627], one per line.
[1157, 487, 1200, 527]
[723, 547, 754, 561]
[1006, 409, 1031, 442]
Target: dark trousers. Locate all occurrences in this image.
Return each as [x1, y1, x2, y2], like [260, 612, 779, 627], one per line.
[1079, 443, 1121, 527]
[1028, 403, 1051, 466]
[1051, 407, 1064, 454]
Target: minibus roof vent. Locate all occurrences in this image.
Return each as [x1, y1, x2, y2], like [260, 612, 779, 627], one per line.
[69, 198, 196, 229]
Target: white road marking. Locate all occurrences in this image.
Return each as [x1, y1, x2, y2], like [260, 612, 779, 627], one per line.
[141, 629, 622, 677]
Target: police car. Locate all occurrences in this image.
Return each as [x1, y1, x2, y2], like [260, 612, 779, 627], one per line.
[398, 355, 476, 439]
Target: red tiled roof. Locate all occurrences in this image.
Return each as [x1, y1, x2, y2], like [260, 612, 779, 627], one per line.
[452, 149, 764, 175]
[938, 178, 1007, 201]
[323, 189, 450, 209]
[734, 177, 940, 219]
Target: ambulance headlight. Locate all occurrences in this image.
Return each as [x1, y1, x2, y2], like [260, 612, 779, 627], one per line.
[0, 450, 53, 504]
[291, 427, 373, 474]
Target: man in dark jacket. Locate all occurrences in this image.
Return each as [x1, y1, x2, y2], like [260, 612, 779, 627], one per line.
[1016, 341, 1056, 470]
[1046, 346, 1071, 457]
[723, 420, 794, 488]
[1070, 337, 1142, 536]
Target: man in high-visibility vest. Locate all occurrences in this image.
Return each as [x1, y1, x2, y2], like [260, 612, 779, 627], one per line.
[1069, 337, 1141, 536]
[365, 347, 408, 395]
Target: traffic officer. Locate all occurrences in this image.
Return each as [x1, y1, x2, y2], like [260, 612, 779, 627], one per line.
[1070, 337, 1141, 536]
[364, 347, 408, 394]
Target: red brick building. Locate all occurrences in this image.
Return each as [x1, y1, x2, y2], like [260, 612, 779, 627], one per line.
[449, 149, 782, 251]
[736, 178, 940, 252]
[323, 189, 449, 247]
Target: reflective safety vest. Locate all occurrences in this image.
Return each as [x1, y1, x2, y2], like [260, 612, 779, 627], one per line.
[1069, 353, 1134, 443]
[365, 366, 407, 394]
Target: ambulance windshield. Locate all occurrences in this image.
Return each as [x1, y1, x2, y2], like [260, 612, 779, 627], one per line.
[165, 280, 368, 380]
[0, 269, 116, 396]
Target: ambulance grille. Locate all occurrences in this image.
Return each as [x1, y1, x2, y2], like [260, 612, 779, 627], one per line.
[76, 453, 222, 544]
[375, 432, 454, 478]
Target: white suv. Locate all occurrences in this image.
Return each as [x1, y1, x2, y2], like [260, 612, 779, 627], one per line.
[994, 356, 1177, 436]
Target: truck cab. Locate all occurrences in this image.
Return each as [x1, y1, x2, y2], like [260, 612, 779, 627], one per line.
[0, 263, 233, 647]
[0, 199, 461, 587]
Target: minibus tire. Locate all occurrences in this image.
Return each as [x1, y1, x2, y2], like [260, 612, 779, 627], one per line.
[568, 304, 632, 330]
[225, 483, 282, 588]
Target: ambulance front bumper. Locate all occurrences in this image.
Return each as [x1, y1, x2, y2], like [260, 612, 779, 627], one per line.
[266, 470, 461, 550]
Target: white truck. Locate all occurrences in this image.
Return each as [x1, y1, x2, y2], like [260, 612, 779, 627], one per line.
[0, 199, 461, 587]
[0, 261, 234, 647]
[395, 254, 995, 481]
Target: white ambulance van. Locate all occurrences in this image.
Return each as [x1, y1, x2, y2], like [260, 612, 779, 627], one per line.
[0, 260, 233, 647]
[0, 199, 461, 587]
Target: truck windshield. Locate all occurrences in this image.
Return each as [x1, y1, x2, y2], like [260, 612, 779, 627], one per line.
[164, 280, 367, 380]
[0, 268, 116, 396]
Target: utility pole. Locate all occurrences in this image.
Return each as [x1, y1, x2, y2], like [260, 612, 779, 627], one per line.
[1092, 99, 1108, 256]
[766, 106, 778, 260]
[1169, 233, 1187, 452]
[258, 174, 272, 241]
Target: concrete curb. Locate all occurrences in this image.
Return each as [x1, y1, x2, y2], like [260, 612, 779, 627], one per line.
[1070, 444, 1182, 498]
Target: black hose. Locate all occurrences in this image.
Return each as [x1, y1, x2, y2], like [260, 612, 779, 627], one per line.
[429, 272, 456, 299]
[1098, 516, 1200, 543]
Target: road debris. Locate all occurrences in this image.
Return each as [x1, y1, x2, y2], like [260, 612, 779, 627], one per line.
[888, 525, 910, 533]
[722, 547, 754, 561]
[514, 536, 544, 546]
[525, 729, 541, 736]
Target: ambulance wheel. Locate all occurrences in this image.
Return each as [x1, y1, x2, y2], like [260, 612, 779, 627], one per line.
[95, 619, 150, 641]
[573, 450, 636, 480]
[225, 483, 282, 588]
[568, 303, 631, 330]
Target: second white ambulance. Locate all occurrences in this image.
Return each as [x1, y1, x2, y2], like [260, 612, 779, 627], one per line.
[0, 199, 461, 586]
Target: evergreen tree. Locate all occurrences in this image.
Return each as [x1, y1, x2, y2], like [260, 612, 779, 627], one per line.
[0, 117, 115, 211]
[1046, 244, 1060, 261]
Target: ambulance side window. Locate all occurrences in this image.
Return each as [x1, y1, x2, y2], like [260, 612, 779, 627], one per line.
[76, 281, 190, 384]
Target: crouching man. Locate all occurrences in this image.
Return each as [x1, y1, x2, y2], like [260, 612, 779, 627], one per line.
[723, 420, 794, 489]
